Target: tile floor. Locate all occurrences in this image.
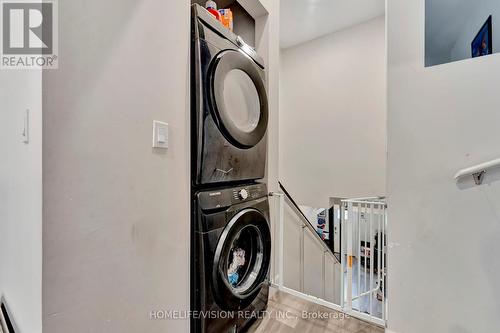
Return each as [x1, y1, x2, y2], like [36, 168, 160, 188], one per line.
[248, 289, 384, 333]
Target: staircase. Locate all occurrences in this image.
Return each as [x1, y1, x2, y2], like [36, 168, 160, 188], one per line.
[269, 182, 387, 327]
[269, 183, 342, 306]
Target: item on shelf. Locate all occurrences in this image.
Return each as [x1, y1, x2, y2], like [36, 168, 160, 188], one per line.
[205, 1, 222, 22]
[218, 8, 233, 31]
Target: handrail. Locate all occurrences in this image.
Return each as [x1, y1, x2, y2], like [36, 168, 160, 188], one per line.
[454, 157, 500, 185]
[278, 182, 340, 264]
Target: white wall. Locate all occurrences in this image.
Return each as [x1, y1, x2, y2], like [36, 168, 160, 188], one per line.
[42, 1, 191, 332]
[0, 70, 43, 332]
[257, 0, 281, 193]
[388, 0, 500, 332]
[280, 17, 387, 208]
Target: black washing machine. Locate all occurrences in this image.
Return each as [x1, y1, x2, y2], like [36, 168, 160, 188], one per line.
[191, 183, 271, 333]
[191, 4, 268, 186]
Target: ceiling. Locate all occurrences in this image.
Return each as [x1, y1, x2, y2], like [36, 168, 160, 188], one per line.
[280, 0, 385, 49]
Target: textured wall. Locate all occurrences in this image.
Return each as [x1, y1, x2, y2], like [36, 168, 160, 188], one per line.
[388, 0, 500, 332]
[42, 1, 191, 331]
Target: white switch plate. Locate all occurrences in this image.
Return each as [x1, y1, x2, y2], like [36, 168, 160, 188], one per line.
[152, 120, 168, 149]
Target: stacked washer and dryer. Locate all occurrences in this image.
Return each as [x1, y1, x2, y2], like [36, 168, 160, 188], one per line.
[190, 4, 272, 333]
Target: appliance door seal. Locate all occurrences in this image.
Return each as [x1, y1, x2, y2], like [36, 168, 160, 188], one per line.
[212, 208, 271, 310]
[209, 50, 269, 149]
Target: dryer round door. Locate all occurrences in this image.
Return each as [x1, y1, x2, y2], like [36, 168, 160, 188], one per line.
[209, 50, 269, 148]
[212, 208, 271, 310]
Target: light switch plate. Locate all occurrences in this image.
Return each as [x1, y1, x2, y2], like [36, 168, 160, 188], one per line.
[152, 120, 168, 149]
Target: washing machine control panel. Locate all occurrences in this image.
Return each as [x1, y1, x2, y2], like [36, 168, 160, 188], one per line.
[198, 184, 268, 210]
[231, 184, 266, 203]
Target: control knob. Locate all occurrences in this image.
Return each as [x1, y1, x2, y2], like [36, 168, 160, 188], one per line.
[238, 189, 249, 200]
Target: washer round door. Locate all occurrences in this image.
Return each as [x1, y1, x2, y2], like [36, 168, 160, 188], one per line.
[212, 208, 271, 310]
[209, 50, 269, 149]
